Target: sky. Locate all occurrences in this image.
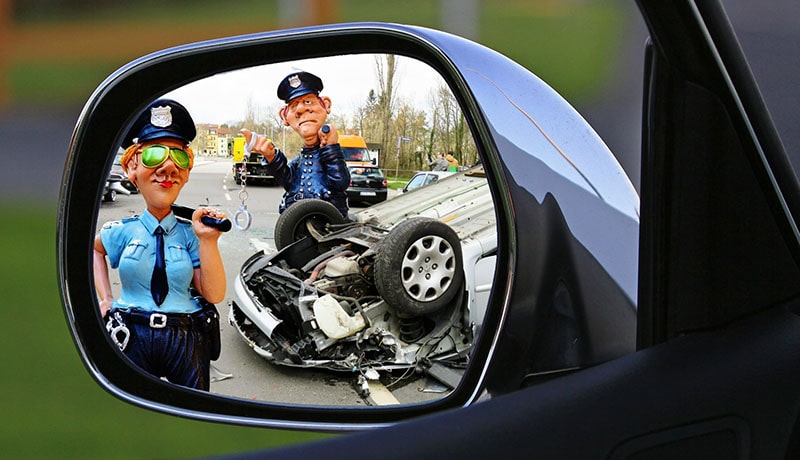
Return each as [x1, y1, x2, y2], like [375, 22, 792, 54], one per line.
[165, 54, 447, 126]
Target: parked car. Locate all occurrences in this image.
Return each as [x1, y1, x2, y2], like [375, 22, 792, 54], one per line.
[103, 155, 134, 202]
[59, 1, 800, 457]
[110, 152, 137, 194]
[345, 165, 388, 205]
[102, 152, 136, 202]
[400, 170, 454, 194]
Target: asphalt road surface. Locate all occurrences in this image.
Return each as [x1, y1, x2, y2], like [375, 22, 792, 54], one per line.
[95, 157, 445, 407]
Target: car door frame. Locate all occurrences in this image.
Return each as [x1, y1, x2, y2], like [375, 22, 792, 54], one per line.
[234, 0, 800, 457]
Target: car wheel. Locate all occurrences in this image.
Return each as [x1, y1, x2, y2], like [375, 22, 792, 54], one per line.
[374, 217, 464, 317]
[103, 189, 116, 202]
[274, 199, 346, 250]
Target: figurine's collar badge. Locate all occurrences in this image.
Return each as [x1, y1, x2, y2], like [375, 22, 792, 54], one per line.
[150, 106, 172, 128]
[288, 75, 302, 88]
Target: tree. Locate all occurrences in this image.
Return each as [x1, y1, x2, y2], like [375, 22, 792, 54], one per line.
[374, 55, 398, 170]
[393, 102, 428, 172]
[427, 83, 478, 167]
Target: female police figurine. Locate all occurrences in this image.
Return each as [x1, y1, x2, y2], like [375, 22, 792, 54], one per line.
[93, 99, 227, 391]
[241, 71, 350, 216]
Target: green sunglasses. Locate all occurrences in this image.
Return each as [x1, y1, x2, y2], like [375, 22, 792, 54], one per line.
[140, 145, 192, 170]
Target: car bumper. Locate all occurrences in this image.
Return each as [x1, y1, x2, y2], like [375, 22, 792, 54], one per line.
[346, 188, 388, 203]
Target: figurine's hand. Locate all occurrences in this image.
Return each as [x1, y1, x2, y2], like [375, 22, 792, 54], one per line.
[241, 129, 276, 161]
[319, 124, 338, 147]
[192, 207, 227, 240]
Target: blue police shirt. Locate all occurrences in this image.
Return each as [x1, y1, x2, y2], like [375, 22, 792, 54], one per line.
[265, 143, 351, 216]
[100, 210, 201, 314]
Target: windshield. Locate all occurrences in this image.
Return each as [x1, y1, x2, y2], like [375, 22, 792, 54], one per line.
[349, 167, 383, 177]
[406, 173, 436, 191]
[343, 147, 373, 163]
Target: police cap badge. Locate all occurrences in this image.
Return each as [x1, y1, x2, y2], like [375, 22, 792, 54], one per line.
[277, 71, 324, 103]
[123, 99, 196, 147]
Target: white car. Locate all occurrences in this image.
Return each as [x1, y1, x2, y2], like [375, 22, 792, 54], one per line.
[400, 170, 455, 194]
[229, 166, 495, 385]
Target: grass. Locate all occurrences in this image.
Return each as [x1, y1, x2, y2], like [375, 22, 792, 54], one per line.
[6, 1, 626, 107]
[0, 203, 327, 459]
[386, 176, 412, 190]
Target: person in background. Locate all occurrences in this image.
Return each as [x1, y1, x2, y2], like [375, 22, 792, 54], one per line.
[427, 151, 449, 171]
[445, 152, 459, 171]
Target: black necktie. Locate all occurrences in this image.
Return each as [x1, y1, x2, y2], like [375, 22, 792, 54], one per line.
[151, 226, 168, 305]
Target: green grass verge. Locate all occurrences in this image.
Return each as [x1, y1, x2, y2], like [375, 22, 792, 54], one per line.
[0, 204, 327, 459]
[8, 61, 119, 105]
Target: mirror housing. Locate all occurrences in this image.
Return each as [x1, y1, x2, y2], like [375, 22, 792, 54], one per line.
[59, 22, 639, 429]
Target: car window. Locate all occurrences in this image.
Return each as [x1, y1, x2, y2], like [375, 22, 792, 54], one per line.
[350, 167, 383, 177]
[424, 175, 439, 186]
[405, 173, 428, 191]
[343, 147, 372, 162]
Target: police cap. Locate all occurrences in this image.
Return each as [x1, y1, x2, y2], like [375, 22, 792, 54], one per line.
[277, 71, 324, 103]
[124, 99, 196, 147]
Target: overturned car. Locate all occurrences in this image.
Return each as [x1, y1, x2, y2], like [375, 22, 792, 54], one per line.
[229, 166, 496, 385]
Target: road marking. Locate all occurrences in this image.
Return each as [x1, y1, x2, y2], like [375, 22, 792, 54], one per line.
[225, 192, 231, 201]
[368, 380, 400, 406]
[250, 238, 275, 253]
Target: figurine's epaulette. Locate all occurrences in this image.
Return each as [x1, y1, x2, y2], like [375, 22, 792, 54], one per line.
[101, 215, 139, 229]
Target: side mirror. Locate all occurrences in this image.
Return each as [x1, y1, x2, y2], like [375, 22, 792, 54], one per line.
[59, 22, 639, 430]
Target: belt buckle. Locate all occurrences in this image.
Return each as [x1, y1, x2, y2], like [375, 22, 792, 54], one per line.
[149, 313, 168, 328]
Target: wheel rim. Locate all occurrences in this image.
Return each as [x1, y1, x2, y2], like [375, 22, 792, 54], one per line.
[400, 235, 456, 301]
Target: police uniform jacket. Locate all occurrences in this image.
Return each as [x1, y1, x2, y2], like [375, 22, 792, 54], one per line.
[266, 143, 351, 216]
[100, 210, 202, 315]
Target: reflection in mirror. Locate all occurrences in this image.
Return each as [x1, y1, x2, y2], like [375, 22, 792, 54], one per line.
[94, 54, 496, 407]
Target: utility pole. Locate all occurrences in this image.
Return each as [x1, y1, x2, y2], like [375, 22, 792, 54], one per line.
[395, 136, 411, 179]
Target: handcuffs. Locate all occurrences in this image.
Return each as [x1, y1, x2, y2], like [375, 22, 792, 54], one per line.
[106, 311, 130, 351]
[233, 133, 265, 231]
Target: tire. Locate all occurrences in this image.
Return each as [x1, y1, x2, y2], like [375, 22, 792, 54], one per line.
[374, 217, 464, 317]
[103, 189, 116, 202]
[274, 199, 346, 250]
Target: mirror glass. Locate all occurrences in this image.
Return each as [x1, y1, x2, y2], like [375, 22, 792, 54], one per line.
[94, 53, 496, 407]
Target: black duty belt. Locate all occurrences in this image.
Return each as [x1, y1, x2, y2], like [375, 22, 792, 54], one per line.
[116, 309, 209, 330]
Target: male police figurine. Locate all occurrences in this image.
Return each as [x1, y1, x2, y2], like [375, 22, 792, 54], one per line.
[93, 99, 226, 391]
[241, 71, 350, 216]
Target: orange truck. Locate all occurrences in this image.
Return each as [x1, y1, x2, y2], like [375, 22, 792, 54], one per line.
[338, 134, 379, 167]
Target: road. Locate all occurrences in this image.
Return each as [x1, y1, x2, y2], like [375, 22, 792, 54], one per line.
[96, 157, 444, 407]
